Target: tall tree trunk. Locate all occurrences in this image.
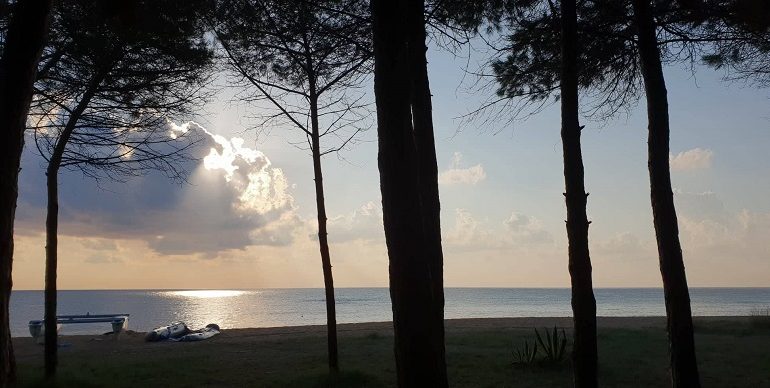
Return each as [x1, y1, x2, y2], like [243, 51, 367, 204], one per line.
[632, 1, 701, 387]
[560, 0, 598, 386]
[308, 89, 339, 374]
[44, 77, 102, 379]
[0, 1, 54, 385]
[405, 4, 448, 384]
[371, 0, 448, 386]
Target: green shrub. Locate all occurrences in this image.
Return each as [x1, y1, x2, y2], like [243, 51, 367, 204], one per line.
[512, 339, 538, 365]
[512, 326, 569, 367]
[535, 326, 568, 364]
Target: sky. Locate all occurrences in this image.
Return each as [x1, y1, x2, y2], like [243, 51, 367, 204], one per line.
[11, 40, 770, 290]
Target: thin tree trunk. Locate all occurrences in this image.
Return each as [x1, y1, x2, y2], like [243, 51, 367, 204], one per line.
[308, 89, 339, 374]
[0, 1, 54, 385]
[632, 1, 701, 387]
[371, 0, 448, 385]
[560, 0, 598, 386]
[44, 77, 102, 379]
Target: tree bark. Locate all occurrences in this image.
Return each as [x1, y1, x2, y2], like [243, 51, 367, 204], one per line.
[308, 84, 339, 374]
[560, 0, 598, 386]
[371, 0, 448, 386]
[0, 0, 54, 385]
[632, 1, 701, 387]
[405, 4, 448, 383]
[43, 77, 102, 378]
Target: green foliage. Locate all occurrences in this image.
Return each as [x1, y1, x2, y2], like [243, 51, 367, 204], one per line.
[512, 326, 568, 367]
[214, 0, 371, 151]
[534, 326, 568, 364]
[512, 339, 538, 365]
[30, 0, 214, 179]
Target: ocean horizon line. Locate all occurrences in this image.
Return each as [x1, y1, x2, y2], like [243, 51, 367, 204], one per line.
[11, 286, 770, 292]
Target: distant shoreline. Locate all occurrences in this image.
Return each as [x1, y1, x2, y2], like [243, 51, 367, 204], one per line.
[10, 286, 770, 291]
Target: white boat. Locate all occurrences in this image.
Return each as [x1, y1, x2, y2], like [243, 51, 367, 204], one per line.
[145, 322, 221, 342]
[175, 324, 221, 342]
[145, 321, 189, 342]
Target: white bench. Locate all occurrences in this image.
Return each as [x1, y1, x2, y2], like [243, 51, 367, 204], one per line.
[29, 313, 130, 342]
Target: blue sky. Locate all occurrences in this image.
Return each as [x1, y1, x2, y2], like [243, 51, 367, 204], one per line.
[11, 40, 770, 289]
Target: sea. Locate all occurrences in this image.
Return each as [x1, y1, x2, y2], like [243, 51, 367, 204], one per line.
[9, 288, 770, 337]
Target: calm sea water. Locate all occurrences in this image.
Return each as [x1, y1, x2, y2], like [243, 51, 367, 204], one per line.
[9, 288, 770, 337]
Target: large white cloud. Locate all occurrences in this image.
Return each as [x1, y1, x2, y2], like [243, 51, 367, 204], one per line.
[670, 148, 713, 171]
[438, 152, 486, 185]
[16, 121, 297, 255]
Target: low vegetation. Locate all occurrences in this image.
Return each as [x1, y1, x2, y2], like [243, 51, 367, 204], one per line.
[511, 326, 569, 366]
[12, 318, 770, 388]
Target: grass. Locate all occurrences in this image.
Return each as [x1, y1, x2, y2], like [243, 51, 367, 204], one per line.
[750, 307, 770, 330]
[12, 318, 770, 387]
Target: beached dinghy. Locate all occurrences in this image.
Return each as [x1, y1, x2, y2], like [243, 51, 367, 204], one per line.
[173, 324, 220, 342]
[145, 322, 221, 342]
[145, 321, 189, 342]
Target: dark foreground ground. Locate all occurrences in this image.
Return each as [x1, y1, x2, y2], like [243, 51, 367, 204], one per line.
[12, 316, 770, 387]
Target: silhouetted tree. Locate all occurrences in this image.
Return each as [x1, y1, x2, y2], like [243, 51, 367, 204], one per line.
[486, 2, 715, 385]
[0, 1, 54, 385]
[701, 0, 770, 85]
[214, 0, 371, 374]
[559, 0, 598, 386]
[371, 0, 448, 386]
[29, 0, 213, 377]
[632, 0, 700, 385]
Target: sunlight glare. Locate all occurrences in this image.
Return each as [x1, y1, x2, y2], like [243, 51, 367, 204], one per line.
[170, 290, 246, 298]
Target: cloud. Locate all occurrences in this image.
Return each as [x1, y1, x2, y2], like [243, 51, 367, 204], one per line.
[445, 208, 552, 249]
[503, 212, 553, 244]
[674, 189, 727, 223]
[592, 232, 655, 261]
[327, 201, 385, 243]
[16, 121, 297, 255]
[438, 152, 486, 185]
[670, 148, 713, 171]
[446, 208, 493, 246]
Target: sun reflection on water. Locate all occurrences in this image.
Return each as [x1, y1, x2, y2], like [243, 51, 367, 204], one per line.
[168, 290, 246, 298]
[153, 290, 253, 330]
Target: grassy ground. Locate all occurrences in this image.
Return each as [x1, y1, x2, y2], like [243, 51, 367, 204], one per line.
[12, 317, 770, 387]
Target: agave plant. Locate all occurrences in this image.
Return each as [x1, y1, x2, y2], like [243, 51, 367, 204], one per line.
[512, 339, 538, 365]
[534, 326, 568, 363]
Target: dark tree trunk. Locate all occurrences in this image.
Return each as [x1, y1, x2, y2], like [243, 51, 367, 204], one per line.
[371, 0, 448, 386]
[44, 75, 102, 379]
[632, 1, 701, 387]
[308, 88, 339, 374]
[44, 164, 59, 378]
[405, 3, 447, 381]
[560, 0, 598, 386]
[0, 1, 54, 385]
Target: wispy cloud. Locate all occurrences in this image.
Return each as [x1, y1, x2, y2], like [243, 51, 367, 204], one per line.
[438, 152, 486, 185]
[670, 148, 713, 171]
